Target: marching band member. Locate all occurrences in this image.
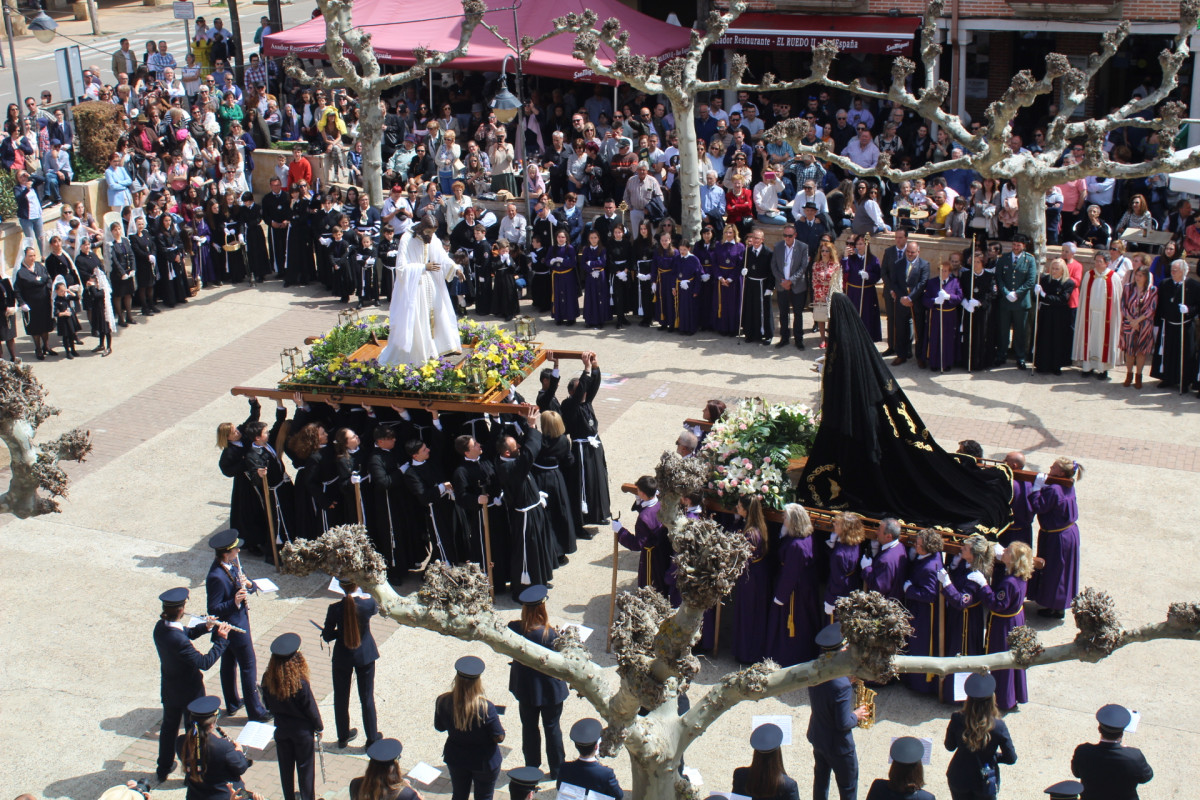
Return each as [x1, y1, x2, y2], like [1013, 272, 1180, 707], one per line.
[322, 580, 380, 749]
[178, 695, 253, 799]
[262, 633, 324, 800]
[205, 530, 271, 723]
[508, 585, 568, 778]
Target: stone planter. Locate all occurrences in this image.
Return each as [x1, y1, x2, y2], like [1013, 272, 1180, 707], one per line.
[251, 148, 328, 194]
[72, 0, 88, 20]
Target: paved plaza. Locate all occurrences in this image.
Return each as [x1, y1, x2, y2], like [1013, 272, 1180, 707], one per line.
[2, 280, 1199, 799]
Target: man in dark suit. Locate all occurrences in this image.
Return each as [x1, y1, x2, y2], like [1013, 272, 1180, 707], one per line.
[807, 624, 869, 800]
[205, 530, 271, 722]
[153, 587, 230, 782]
[771, 223, 810, 349]
[794, 202, 827, 254]
[890, 239, 930, 365]
[557, 718, 624, 799]
[880, 228, 909, 356]
[994, 233, 1038, 369]
[1071, 704, 1153, 799]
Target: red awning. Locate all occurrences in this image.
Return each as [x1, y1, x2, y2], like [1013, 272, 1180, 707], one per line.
[262, 0, 692, 83]
[713, 14, 920, 56]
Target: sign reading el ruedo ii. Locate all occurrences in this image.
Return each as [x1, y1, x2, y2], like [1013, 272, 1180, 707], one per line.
[713, 30, 913, 55]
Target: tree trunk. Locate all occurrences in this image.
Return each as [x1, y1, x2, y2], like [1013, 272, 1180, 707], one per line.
[669, 95, 702, 243]
[359, 95, 385, 206]
[1016, 180, 1050, 268]
[629, 753, 682, 800]
[0, 419, 41, 518]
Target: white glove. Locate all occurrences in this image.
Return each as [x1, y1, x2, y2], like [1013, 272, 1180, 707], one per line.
[859, 269, 869, 280]
[1034, 284, 1046, 298]
[399, 408, 411, 420]
[937, 568, 951, 587]
[823, 602, 836, 616]
[963, 300, 976, 314]
[20, 303, 30, 312]
[701, 273, 711, 282]
[680, 279, 690, 290]
[350, 474, 362, 485]
[773, 597, 784, 606]
[860, 555, 872, 570]
[387, 250, 397, 258]
[238, 234, 245, 244]
[903, 580, 913, 593]
[966, 570, 986, 587]
[551, 257, 563, 266]
[192, 235, 204, 243]
[934, 295, 945, 306]
[617, 271, 628, 282]
[478, 276, 487, 283]
[591, 270, 602, 279]
[318, 236, 332, 246]
[1006, 291, 1018, 302]
[826, 532, 837, 548]
[610, 519, 622, 533]
[993, 543, 1005, 559]
[764, 289, 773, 297]
[1032, 472, 1048, 492]
[937, 289, 950, 302]
[366, 257, 376, 266]
[638, 273, 651, 282]
[149, 255, 156, 264]
[741, 268, 749, 276]
[1180, 303, 1189, 314]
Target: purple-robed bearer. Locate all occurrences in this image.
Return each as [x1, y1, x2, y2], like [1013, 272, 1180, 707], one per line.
[861, 518, 909, 602]
[767, 504, 822, 667]
[823, 512, 865, 622]
[651, 233, 678, 330]
[580, 235, 611, 327]
[673, 244, 703, 334]
[711, 232, 745, 335]
[841, 234, 883, 341]
[549, 232, 579, 324]
[923, 264, 964, 371]
[939, 534, 995, 703]
[971, 541, 1033, 711]
[613, 478, 670, 598]
[694, 233, 718, 330]
[901, 529, 945, 695]
[1028, 457, 1083, 617]
[731, 497, 771, 664]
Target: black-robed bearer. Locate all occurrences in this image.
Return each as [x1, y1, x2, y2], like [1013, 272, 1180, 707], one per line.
[404, 419, 470, 566]
[1044, 780, 1084, 800]
[369, 424, 415, 584]
[1071, 704, 1153, 800]
[945, 673, 1017, 800]
[509, 585, 569, 778]
[178, 696, 252, 800]
[772, 223, 810, 349]
[742, 228, 775, 345]
[866, 737, 934, 800]
[261, 633, 323, 800]
[557, 719, 623, 799]
[607, 224, 635, 328]
[153, 588, 231, 783]
[453, 433, 509, 588]
[334, 420, 374, 529]
[1151, 258, 1200, 391]
[263, 176, 290, 277]
[217, 398, 259, 533]
[205, 530, 271, 723]
[288, 421, 333, 542]
[491, 239, 521, 321]
[351, 738, 423, 800]
[535, 409, 579, 559]
[536, 354, 561, 413]
[496, 405, 558, 599]
[243, 416, 294, 561]
[561, 351, 611, 526]
[891, 239, 930, 366]
[959, 248, 997, 371]
[808, 624, 869, 800]
[435, 656, 506, 800]
[508, 767, 544, 800]
[322, 580, 380, 748]
[241, 192, 270, 284]
[732, 723, 800, 800]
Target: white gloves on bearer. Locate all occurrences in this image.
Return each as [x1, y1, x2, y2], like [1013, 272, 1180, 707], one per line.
[1006, 291, 1018, 303]
[638, 273, 651, 282]
[860, 555, 873, 570]
[701, 273, 711, 282]
[680, 280, 690, 290]
[611, 519, 623, 533]
[823, 602, 836, 616]
[859, 270, 869, 280]
[936, 568, 951, 588]
[1032, 472, 1048, 492]
[318, 237, 332, 246]
[993, 543, 1005, 558]
[967, 571, 987, 587]
[741, 268, 749, 276]
[617, 271, 628, 282]
[1034, 284, 1046, 298]
[350, 474, 362, 485]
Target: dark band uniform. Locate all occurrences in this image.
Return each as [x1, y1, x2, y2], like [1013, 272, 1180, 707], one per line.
[435, 656, 506, 800]
[321, 592, 380, 745]
[807, 624, 859, 800]
[205, 530, 269, 720]
[261, 633, 324, 800]
[944, 673, 1017, 797]
[154, 587, 228, 781]
[732, 723, 799, 800]
[508, 585, 568, 775]
[557, 718, 623, 799]
[1071, 705, 1153, 800]
[349, 738, 418, 800]
[865, 737, 934, 800]
[177, 695, 251, 800]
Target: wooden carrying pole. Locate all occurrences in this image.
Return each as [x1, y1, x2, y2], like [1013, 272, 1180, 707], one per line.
[607, 520, 620, 653]
[261, 474, 281, 571]
[354, 480, 364, 526]
[481, 501, 495, 601]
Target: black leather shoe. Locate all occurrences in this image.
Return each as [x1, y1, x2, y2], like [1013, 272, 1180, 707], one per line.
[250, 712, 274, 724]
[795, 341, 806, 350]
[881, 348, 896, 357]
[1096, 371, 1109, 381]
[226, 703, 243, 716]
[156, 760, 177, 782]
[775, 340, 789, 348]
[337, 727, 359, 748]
[1016, 360, 1027, 370]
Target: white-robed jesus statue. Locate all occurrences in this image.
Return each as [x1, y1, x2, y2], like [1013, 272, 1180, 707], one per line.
[378, 222, 465, 366]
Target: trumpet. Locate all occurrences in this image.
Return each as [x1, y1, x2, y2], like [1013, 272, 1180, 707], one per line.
[853, 679, 877, 729]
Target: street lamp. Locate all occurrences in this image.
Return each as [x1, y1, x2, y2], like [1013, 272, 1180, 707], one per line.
[3, 6, 57, 108]
[490, 55, 521, 124]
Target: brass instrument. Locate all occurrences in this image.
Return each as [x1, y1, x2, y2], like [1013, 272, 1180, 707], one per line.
[853, 680, 877, 729]
[618, 200, 629, 228]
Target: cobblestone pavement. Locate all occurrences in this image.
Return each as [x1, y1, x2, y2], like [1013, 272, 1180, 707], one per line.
[3, 279, 1199, 799]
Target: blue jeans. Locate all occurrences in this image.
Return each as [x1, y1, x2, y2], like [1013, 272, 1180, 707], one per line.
[439, 169, 455, 195]
[42, 172, 62, 203]
[758, 210, 788, 225]
[18, 217, 44, 254]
